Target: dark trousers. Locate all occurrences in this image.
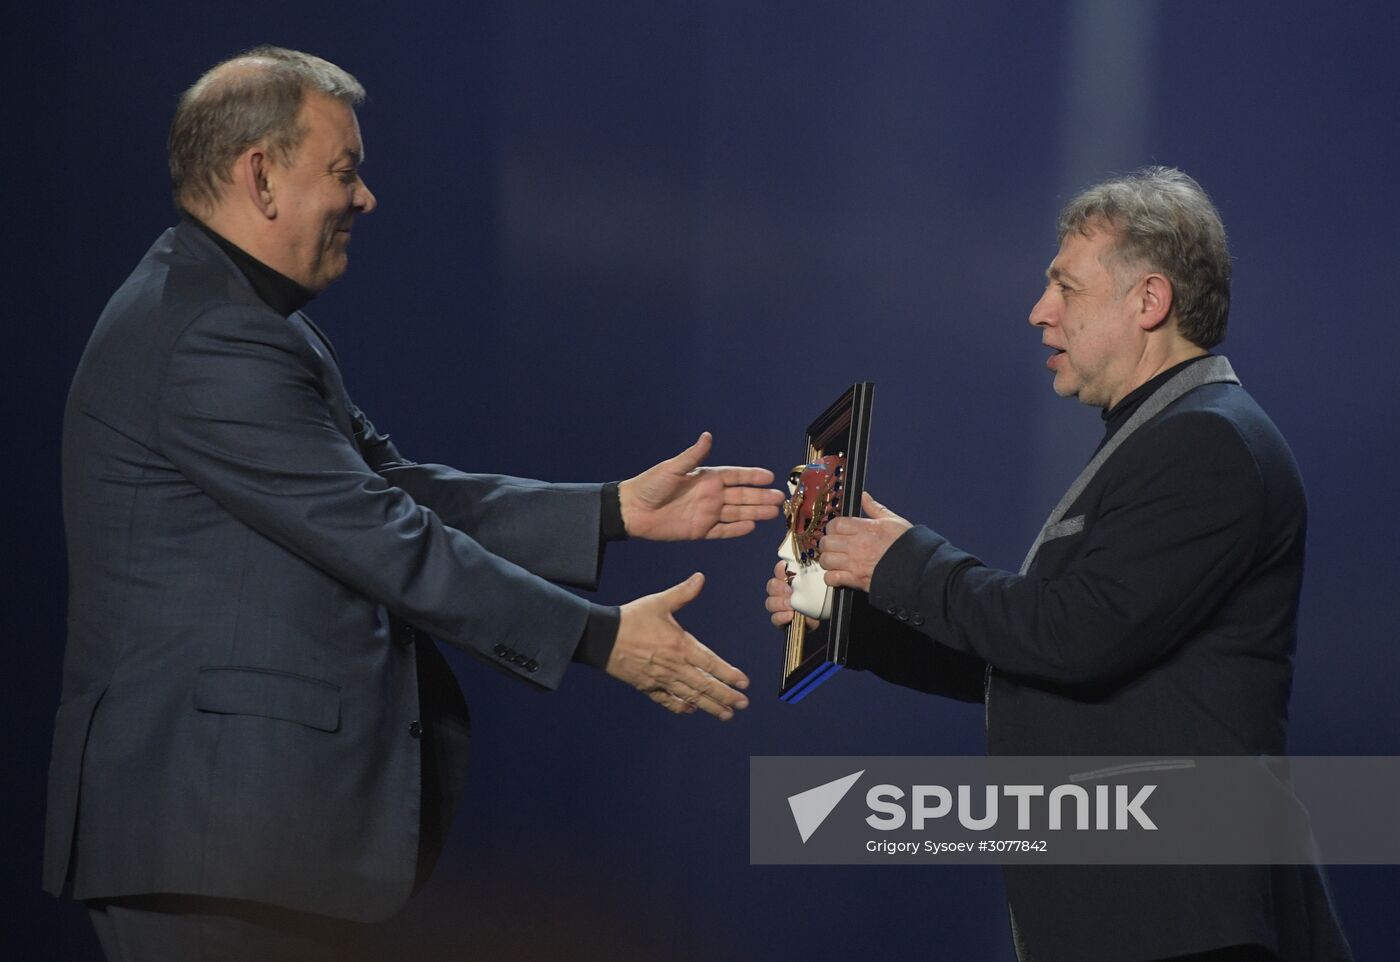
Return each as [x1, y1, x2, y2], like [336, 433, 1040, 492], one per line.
[86, 895, 387, 962]
[1162, 948, 1276, 961]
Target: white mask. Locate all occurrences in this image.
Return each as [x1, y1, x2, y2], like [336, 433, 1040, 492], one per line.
[777, 455, 846, 621]
[778, 529, 833, 620]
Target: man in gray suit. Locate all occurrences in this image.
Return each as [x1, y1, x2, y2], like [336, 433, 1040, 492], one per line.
[47, 46, 782, 960]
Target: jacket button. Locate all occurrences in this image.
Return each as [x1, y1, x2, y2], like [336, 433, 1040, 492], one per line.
[895, 608, 908, 622]
[911, 613, 925, 626]
[512, 653, 528, 666]
[408, 721, 423, 739]
[493, 644, 509, 657]
[884, 605, 898, 616]
[524, 659, 539, 673]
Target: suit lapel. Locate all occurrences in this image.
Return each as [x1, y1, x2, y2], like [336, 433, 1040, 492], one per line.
[1018, 356, 1240, 575]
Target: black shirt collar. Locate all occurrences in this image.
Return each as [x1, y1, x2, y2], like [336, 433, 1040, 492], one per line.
[1101, 354, 1213, 442]
[185, 214, 315, 318]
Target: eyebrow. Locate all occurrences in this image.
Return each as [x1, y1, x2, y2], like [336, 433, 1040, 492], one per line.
[334, 147, 365, 166]
[1046, 265, 1083, 286]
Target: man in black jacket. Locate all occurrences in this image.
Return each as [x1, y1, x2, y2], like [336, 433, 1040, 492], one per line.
[767, 168, 1351, 961]
[49, 46, 784, 961]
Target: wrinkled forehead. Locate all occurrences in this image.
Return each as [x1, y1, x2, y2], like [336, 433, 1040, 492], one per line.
[1051, 221, 1126, 276]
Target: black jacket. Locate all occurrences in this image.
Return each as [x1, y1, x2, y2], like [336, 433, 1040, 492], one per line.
[858, 363, 1351, 961]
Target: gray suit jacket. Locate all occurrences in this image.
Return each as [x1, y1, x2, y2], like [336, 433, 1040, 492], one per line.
[46, 221, 610, 921]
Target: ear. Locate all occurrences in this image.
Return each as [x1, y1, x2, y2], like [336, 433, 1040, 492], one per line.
[1136, 272, 1174, 332]
[234, 148, 278, 219]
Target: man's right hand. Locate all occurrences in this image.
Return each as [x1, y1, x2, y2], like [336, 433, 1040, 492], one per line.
[608, 573, 750, 720]
[764, 560, 820, 631]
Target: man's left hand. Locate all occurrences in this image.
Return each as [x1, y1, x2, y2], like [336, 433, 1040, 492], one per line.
[619, 432, 785, 540]
[819, 492, 912, 593]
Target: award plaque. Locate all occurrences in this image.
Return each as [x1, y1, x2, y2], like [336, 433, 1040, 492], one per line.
[778, 382, 873, 702]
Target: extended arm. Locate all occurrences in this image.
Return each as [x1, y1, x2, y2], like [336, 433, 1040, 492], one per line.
[160, 305, 750, 719]
[358, 415, 782, 586]
[765, 558, 986, 702]
[824, 414, 1266, 689]
[351, 405, 608, 588]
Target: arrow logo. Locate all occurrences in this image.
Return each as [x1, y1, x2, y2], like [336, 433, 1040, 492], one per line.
[787, 770, 864, 843]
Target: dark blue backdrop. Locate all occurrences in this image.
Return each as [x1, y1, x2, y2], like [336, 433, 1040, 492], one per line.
[8, 2, 1398, 959]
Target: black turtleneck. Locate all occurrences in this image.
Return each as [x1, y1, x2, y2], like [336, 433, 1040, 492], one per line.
[1100, 354, 1212, 445]
[187, 214, 623, 668]
[187, 215, 315, 318]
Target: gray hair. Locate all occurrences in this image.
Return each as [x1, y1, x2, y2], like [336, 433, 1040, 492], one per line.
[168, 45, 365, 213]
[1058, 167, 1231, 349]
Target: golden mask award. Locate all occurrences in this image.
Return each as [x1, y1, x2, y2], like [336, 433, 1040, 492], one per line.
[778, 382, 873, 702]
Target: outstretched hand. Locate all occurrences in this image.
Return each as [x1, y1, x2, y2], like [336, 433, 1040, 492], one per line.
[608, 573, 751, 720]
[618, 432, 785, 541]
[818, 492, 912, 593]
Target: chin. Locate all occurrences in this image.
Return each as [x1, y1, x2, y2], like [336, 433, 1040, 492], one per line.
[791, 577, 834, 621]
[315, 264, 349, 290]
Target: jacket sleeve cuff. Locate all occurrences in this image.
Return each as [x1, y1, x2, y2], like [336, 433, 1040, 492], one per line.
[600, 482, 628, 543]
[572, 605, 621, 669]
[869, 524, 987, 649]
[868, 525, 944, 627]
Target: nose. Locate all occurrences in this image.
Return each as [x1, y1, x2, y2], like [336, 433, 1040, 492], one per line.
[355, 179, 377, 214]
[777, 532, 798, 563]
[1028, 284, 1054, 329]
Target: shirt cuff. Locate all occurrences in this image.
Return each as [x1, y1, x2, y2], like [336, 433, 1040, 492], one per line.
[572, 605, 621, 668]
[600, 482, 628, 543]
